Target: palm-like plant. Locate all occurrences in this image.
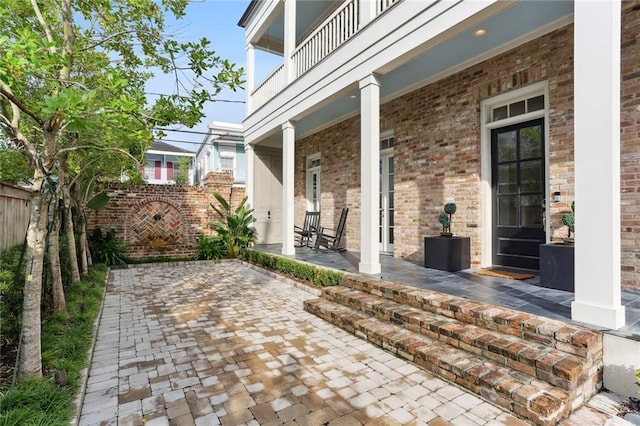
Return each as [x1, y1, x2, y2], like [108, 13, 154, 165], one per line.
[210, 192, 256, 258]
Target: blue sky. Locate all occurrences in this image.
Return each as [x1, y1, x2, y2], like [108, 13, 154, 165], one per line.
[147, 0, 262, 152]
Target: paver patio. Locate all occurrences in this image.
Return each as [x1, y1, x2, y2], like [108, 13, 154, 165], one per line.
[77, 261, 626, 425]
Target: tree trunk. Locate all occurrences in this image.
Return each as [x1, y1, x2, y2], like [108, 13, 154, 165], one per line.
[18, 182, 48, 379]
[62, 195, 81, 283]
[85, 225, 93, 266]
[72, 184, 92, 270]
[59, 158, 81, 284]
[78, 211, 90, 273]
[48, 197, 66, 314]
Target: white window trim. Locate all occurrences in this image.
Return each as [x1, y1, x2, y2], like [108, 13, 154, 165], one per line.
[479, 80, 550, 268]
[306, 153, 321, 212]
[379, 130, 394, 252]
[218, 144, 236, 175]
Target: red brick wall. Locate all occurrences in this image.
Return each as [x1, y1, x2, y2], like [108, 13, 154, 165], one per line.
[621, 0, 640, 288]
[295, 2, 640, 289]
[295, 119, 361, 249]
[89, 173, 245, 259]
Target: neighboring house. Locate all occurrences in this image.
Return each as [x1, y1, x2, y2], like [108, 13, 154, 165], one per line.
[143, 141, 195, 185]
[194, 121, 246, 186]
[238, 1, 639, 330]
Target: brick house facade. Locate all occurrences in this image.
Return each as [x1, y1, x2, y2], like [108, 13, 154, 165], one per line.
[241, 0, 635, 328]
[290, 3, 640, 290]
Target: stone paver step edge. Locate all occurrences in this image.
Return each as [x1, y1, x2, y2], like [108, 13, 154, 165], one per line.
[304, 297, 571, 426]
[338, 274, 602, 360]
[322, 286, 596, 395]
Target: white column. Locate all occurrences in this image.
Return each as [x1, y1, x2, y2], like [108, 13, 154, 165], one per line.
[283, 0, 296, 83]
[571, 1, 625, 329]
[359, 74, 381, 274]
[282, 121, 296, 255]
[245, 144, 254, 210]
[246, 43, 255, 115]
[359, 0, 377, 28]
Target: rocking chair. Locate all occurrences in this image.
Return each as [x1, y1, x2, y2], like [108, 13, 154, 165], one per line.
[314, 208, 349, 252]
[294, 211, 321, 247]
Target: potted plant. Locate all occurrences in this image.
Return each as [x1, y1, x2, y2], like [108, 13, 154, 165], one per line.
[425, 202, 469, 271]
[539, 200, 575, 292]
[562, 201, 575, 245]
[438, 202, 457, 237]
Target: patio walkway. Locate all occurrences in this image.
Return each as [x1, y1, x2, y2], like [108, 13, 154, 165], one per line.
[77, 260, 627, 425]
[254, 245, 640, 338]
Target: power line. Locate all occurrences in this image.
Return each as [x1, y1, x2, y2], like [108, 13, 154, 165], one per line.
[145, 92, 245, 103]
[155, 138, 206, 145]
[156, 127, 243, 136]
[155, 133, 243, 146]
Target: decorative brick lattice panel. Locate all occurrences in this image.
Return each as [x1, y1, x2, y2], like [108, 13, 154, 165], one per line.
[127, 200, 185, 248]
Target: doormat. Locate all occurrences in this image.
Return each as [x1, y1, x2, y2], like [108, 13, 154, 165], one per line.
[476, 268, 534, 280]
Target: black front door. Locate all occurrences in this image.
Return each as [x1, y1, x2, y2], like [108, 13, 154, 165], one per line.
[492, 119, 545, 270]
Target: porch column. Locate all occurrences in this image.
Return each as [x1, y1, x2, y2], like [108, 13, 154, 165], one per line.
[283, 0, 296, 83]
[571, 1, 625, 329]
[245, 143, 254, 210]
[245, 43, 255, 114]
[282, 121, 296, 256]
[359, 74, 381, 274]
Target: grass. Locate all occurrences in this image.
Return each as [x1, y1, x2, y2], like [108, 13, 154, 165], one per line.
[0, 264, 107, 426]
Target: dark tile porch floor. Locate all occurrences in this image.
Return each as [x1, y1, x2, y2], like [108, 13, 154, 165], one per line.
[254, 244, 640, 340]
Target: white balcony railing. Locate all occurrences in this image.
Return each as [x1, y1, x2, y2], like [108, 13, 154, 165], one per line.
[251, 64, 285, 111]
[250, 0, 400, 111]
[292, 0, 359, 79]
[378, 0, 398, 15]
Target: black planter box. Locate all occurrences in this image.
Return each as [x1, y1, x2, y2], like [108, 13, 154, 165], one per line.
[539, 243, 574, 292]
[424, 236, 470, 272]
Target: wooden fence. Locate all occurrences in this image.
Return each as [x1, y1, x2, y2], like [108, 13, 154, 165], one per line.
[0, 182, 32, 254]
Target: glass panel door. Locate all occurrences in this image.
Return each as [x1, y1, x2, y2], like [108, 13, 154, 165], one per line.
[379, 153, 394, 253]
[306, 155, 321, 212]
[491, 119, 545, 269]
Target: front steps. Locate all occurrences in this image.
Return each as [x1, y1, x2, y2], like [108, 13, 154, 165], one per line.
[303, 274, 603, 425]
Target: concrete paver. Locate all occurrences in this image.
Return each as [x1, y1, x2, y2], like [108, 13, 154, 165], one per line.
[78, 260, 627, 425]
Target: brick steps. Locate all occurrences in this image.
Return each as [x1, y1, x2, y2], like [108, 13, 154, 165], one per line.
[303, 274, 603, 425]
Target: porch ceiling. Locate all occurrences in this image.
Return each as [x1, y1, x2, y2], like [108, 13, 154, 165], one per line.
[255, 0, 573, 148]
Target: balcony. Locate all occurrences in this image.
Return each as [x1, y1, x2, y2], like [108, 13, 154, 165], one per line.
[249, 0, 399, 112]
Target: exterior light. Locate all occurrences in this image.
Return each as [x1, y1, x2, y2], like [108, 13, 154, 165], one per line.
[474, 29, 487, 37]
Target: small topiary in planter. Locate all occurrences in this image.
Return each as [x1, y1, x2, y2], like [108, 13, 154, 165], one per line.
[438, 202, 457, 237]
[562, 201, 575, 245]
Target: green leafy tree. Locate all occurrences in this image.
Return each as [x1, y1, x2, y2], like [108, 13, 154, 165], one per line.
[0, 0, 243, 379]
[0, 142, 32, 184]
[174, 156, 191, 185]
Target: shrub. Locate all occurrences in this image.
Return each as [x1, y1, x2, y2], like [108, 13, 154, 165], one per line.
[88, 227, 128, 265]
[314, 268, 343, 287]
[240, 249, 341, 287]
[195, 235, 226, 260]
[0, 245, 27, 345]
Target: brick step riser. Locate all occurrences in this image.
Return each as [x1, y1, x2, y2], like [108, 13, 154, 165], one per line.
[323, 288, 598, 396]
[304, 299, 570, 426]
[338, 276, 602, 362]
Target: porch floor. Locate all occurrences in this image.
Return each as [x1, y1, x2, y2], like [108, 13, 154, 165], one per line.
[253, 244, 640, 339]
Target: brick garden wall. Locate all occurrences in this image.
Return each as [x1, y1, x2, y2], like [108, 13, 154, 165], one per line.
[89, 173, 245, 259]
[295, 2, 640, 289]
